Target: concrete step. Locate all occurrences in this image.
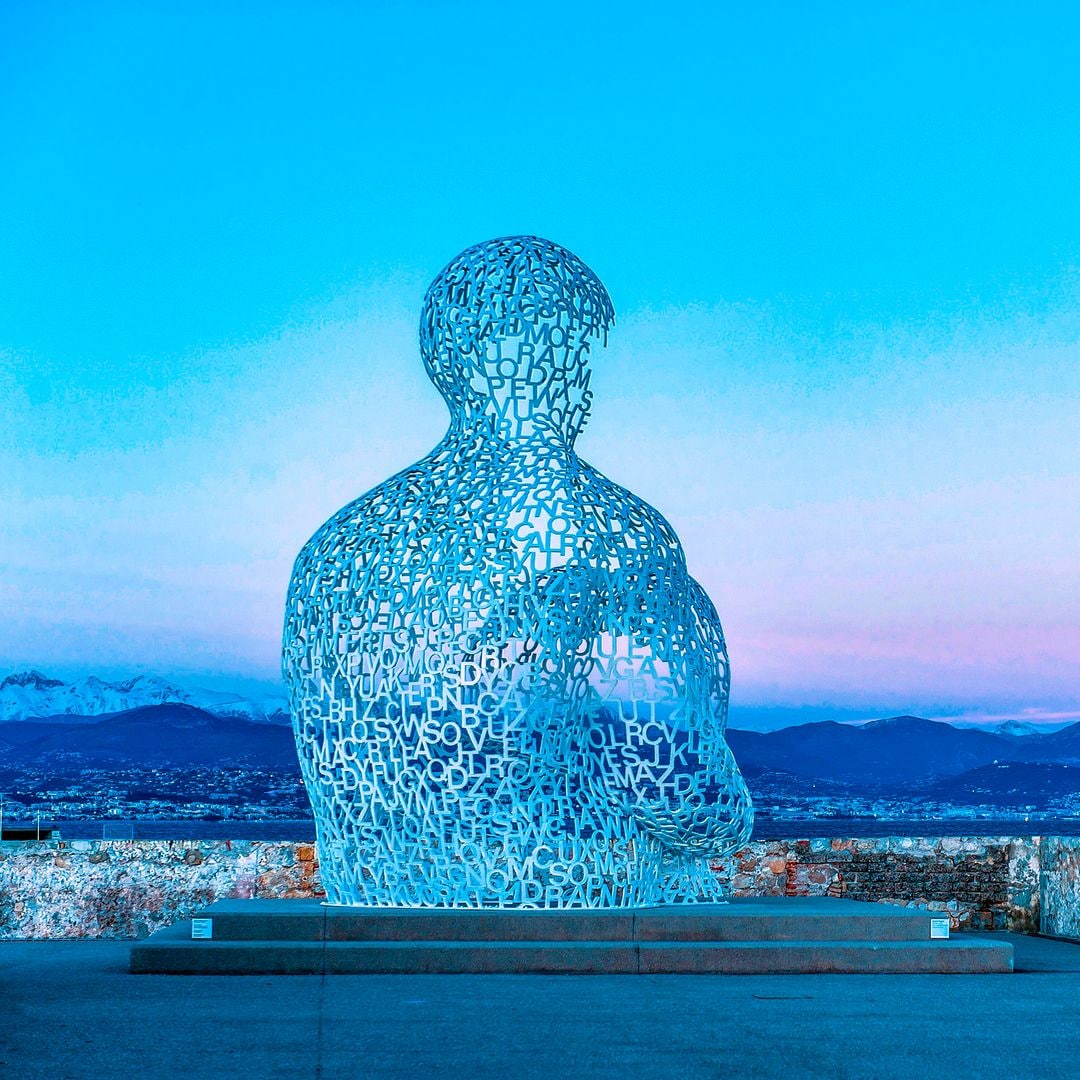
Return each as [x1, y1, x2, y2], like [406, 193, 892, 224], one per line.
[635, 939, 1013, 975]
[186, 900, 326, 942]
[636, 900, 938, 943]
[183, 897, 944, 943]
[129, 898, 1014, 975]
[130, 926, 1013, 975]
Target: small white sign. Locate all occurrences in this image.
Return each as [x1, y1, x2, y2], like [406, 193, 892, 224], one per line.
[191, 918, 214, 940]
[929, 918, 950, 940]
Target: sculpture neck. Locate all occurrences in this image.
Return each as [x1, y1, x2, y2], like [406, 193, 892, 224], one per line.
[446, 411, 580, 457]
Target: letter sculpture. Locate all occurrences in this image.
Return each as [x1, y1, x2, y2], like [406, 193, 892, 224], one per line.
[283, 236, 753, 907]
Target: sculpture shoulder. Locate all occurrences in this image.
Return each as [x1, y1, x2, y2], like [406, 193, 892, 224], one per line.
[684, 573, 728, 656]
[288, 454, 440, 587]
[574, 459, 687, 569]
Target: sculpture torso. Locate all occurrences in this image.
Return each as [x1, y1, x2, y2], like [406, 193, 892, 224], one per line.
[283, 237, 752, 907]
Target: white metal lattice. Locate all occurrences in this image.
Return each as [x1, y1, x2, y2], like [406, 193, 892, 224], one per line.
[283, 236, 753, 907]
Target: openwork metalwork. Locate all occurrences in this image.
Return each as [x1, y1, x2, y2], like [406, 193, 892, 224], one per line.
[283, 236, 753, 907]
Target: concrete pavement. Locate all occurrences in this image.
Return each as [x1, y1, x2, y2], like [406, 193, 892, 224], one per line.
[2, 934, 1079, 1080]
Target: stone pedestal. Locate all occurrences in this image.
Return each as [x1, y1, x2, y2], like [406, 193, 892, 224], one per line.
[130, 896, 1013, 974]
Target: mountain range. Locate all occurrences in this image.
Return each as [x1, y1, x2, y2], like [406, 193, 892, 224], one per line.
[0, 703, 297, 769]
[1, 671, 1077, 809]
[727, 714, 1080, 787]
[0, 670, 288, 725]
[0, 687, 1077, 797]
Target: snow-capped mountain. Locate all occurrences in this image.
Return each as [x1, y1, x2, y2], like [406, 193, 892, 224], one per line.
[993, 720, 1046, 738]
[0, 670, 289, 725]
[0, 670, 192, 721]
[203, 696, 291, 725]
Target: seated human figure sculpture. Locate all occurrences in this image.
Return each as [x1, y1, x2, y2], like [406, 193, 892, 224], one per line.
[283, 236, 753, 907]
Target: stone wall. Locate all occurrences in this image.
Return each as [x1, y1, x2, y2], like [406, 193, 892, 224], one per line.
[716, 836, 1042, 932]
[0, 840, 323, 940]
[1040, 837, 1080, 939]
[0, 834, 1075, 940]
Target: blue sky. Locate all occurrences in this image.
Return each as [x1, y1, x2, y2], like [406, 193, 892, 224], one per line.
[2, 3, 1078, 727]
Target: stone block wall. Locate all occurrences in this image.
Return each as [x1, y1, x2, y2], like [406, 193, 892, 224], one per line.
[0, 840, 323, 940]
[1040, 837, 1080, 939]
[717, 836, 1041, 932]
[1, 834, 1076, 940]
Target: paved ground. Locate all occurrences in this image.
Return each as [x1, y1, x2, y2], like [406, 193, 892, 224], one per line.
[2, 933, 1079, 1080]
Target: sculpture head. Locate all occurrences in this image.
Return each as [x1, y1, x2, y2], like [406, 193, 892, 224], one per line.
[420, 236, 615, 442]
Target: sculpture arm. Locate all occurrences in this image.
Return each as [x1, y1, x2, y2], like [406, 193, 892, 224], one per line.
[580, 569, 753, 857]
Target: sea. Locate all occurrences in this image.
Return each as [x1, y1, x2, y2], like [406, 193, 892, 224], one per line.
[28, 816, 1080, 841]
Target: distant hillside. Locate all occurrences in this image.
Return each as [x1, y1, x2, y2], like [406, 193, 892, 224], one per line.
[727, 714, 1080, 788]
[738, 761, 850, 794]
[0, 703, 297, 769]
[3, 689, 1078, 800]
[1028, 722, 1080, 763]
[914, 762, 1080, 806]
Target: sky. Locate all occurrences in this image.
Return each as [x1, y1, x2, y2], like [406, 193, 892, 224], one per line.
[1, 2, 1078, 728]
